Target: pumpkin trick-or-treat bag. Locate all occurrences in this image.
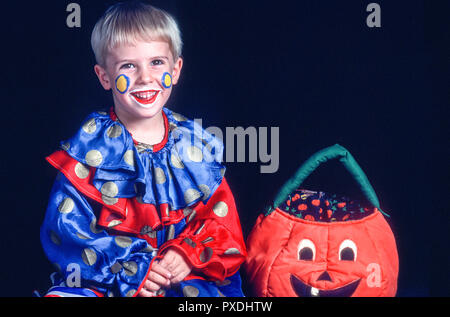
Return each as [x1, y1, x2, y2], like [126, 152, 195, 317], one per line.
[245, 144, 399, 297]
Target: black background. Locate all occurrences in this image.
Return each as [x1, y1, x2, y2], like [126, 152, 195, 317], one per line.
[1, 0, 448, 297]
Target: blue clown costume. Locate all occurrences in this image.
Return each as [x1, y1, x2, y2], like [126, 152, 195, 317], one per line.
[40, 107, 247, 297]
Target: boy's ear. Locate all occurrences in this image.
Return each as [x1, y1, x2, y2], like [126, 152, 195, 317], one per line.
[94, 64, 112, 90]
[171, 57, 183, 85]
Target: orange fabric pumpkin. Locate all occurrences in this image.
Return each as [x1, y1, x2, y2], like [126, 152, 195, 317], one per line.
[245, 145, 399, 297]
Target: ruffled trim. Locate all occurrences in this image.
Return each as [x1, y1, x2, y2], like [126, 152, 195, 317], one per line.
[49, 107, 226, 229]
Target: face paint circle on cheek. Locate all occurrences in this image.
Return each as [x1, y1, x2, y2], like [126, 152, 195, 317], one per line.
[115, 74, 130, 94]
[161, 72, 172, 89]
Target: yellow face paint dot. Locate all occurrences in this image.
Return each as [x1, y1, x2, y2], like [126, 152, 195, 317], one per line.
[115, 74, 130, 94]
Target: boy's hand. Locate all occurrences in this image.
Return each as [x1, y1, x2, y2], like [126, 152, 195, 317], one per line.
[138, 261, 172, 297]
[159, 248, 192, 284]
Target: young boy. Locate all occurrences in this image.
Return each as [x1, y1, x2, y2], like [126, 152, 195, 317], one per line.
[40, 1, 246, 297]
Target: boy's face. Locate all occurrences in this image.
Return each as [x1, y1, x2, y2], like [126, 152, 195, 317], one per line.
[95, 39, 183, 120]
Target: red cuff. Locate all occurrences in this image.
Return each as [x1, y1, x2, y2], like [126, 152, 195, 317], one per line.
[155, 178, 247, 281]
[158, 238, 227, 281]
[157, 222, 246, 281]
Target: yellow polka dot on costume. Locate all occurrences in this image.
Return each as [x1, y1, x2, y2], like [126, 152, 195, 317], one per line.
[74, 162, 90, 179]
[183, 285, 199, 297]
[200, 247, 213, 263]
[123, 261, 138, 276]
[224, 248, 240, 255]
[102, 195, 118, 206]
[82, 248, 97, 266]
[154, 167, 167, 184]
[115, 236, 132, 248]
[213, 201, 229, 218]
[107, 220, 122, 228]
[82, 118, 97, 134]
[90, 218, 103, 234]
[115, 74, 129, 94]
[50, 230, 61, 245]
[58, 197, 75, 214]
[171, 153, 185, 169]
[123, 150, 135, 167]
[107, 124, 122, 138]
[125, 289, 136, 297]
[101, 181, 119, 198]
[187, 146, 203, 163]
[166, 225, 175, 241]
[184, 188, 201, 205]
[85, 150, 103, 167]
[198, 184, 211, 201]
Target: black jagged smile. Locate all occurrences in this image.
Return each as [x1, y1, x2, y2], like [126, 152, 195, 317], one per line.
[290, 275, 361, 297]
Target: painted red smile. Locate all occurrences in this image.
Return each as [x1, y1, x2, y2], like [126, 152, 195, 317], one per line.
[130, 90, 159, 105]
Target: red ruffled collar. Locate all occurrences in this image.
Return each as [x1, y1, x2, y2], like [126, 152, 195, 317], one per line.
[109, 107, 169, 153]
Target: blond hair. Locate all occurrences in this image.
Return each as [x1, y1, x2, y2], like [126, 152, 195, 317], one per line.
[91, 1, 183, 66]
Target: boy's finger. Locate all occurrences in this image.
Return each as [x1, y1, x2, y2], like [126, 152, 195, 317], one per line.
[159, 254, 176, 270]
[170, 268, 191, 285]
[160, 259, 176, 272]
[144, 279, 162, 292]
[151, 262, 172, 279]
[148, 270, 171, 287]
[138, 288, 156, 297]
[170, 274, 183, 285]
[168, 266, 184, 280]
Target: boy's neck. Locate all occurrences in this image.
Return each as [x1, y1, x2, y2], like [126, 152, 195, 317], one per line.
[114, 108, 166, 146]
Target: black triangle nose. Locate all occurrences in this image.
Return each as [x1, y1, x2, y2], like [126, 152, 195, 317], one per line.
[317, 271, 333, 282]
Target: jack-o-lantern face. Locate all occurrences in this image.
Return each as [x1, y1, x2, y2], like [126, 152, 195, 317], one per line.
[245, 195, 399, 297]
[290, 238, 362, 297]
[245, 145, 399, 297]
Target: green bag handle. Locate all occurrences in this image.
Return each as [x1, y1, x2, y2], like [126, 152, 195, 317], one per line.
[269, 144, 388, 217]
